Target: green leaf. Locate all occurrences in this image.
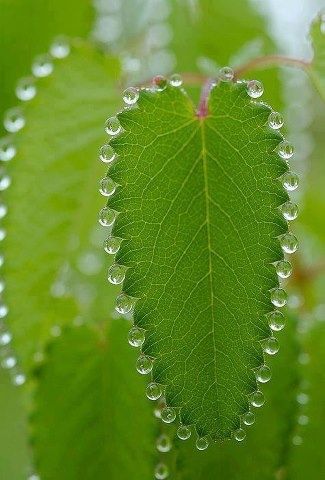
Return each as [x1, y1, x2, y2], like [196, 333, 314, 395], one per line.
[309, 12, 325, 102]
[107, 81, 290, 439]
[32, 319, 157, 480]
[2, 41, 121, 372]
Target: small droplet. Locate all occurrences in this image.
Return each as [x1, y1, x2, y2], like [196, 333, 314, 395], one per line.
[275, 260, 292, 279]
[256, 365, 271, 383]
[154, 462, 169, 479]
[98, 207, 117, 227]
[0, 331, 12, 346]
[107, 264, 126, 285]
[115, 293, 135, 314]
[219, 66, 234, 82]
[12, 372, 26, 386]
[247, 80, 264, 98]
[292, 435, 303, 446]
[0, 229, 6, 241]
[0, 304, 8, 318]
[196, 436, 209, 450]
[280, 201, 298, 221]
[0, 204, 7, 218]
[16, 77, 37, 101]
[50, 36, 70, 59]
[154, 398, 165, 419]
[161, 406, 176, 423]
[103, 236, 121, 254]
[268, 111, 284, 129]
[156, 433, 172, 452]
[4, 108, 25, 133]
[270, 288, 287, 307]
[268, 310, 285, 331]
[280, 232, 298, 254]
[99, 144, 116, 163]
[105, 116, 121, 136]
[153, 75, 167, 91]
[122, 87, 139, 105]
[0, 138, 16, 161]
[298, 414, 309, 426]
[32, 54, 54, 77]
[128, 326, 145, 348]
[0, 174, 11, 191]
[177, 424, 191, 440]
[1, 356, 17, 369]
[169, 73, 183, 87]
[263, 337, 279, 355]
[99, 177, 116, 197]
[297, 392, 309, 405]
[234, 428, 246, 442]
[282, 171, 299, 191]
[146, 382, 162, 400]
[136, 354, 153, 375]
[243, 411, 255, 426]
[250, 390, 265, 408]
[277, 140, 294, 159]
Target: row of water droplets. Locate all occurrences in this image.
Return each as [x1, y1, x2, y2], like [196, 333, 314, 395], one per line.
[0, 36, 71, 396]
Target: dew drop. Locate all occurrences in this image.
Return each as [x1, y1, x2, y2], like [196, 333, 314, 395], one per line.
[16, 77, 37, 101]
[263, 337, 279, 355]
[177, 424, 191, 440]
[115, 293, 135, 314]
[0, 174, 11, 191]
[1, 355, 17, 369]
[98, 207, 117, 227]
[280, 232, 298, 254]
[268, 111, 284, 129]
[277, 140, 294, 159]
[153, 75, 167, 91]
[243, 411, 255, 426]
[247, 80, 264, 98]
[0, 304, 8, 318]
[99, 177, 116, 197]
[270, 288, 287, 307]
[156, 433, 172, 452]
[154, 462, 169, 479]
[104, 236, 121, 254]
[219, 66, 234, 82]
[256, 365, 272, 383]
[268, 310, 285, 332]
[298, 414, 309, 426]
[32, 54, 54, 77]
[122, 87, 139, 105]
[12, 372, 26, 386]
[0, 331, 12, 346]
[0, 229, 6, 241]
[105, 116, 121, 136]
[234, 428, 246, 441]
[0, 204, 7, 218]
[161, 406, 176, 423]
[128, 326, 145, 348]
[282, 171, 299, 191]
[297, 392, 309, 405]
[107, 264, 126, 285]
[0, 138, 16, 161]
[275, 259, 292, 279]
[50, 36, 70, 59]
[4, 108, 25, 133]
[146, 382, 162, 401]
[250, 390, 265, 408]
[196, 436, 209, 450]
[169, 73, 183, 87]
[136, 354, 153, 375]
[99, 144, 116, 163]
[280, 201, 299, 221]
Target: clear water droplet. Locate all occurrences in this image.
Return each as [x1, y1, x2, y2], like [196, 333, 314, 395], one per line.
[161, 406, 176, 423]
[277, 140, 294, 159]
[122, 87, 139, 105]
[280, 233, 298, 254]
[270, 288, 287, 307]
[104, 236, 121, 254]
[275, 260, 292, 279]
[107, 264, 126, 285]
[105, 116, 121, 136]
[0, 304, 8, 318]
[32, 54, 54, 77]
[0, 331, 12, 346]
[0, 138, 16, 161]
[243, 411, 255, 426]
[280, 201, 298, 221]
[156, 433, 172, 452]
[282, 171, 299, 191]
[250, 390, 265, 407]
[297, 392, 309, 405]
[247, 80, 264, 98]
[268, 111, 284, 129]
[136, 354, 153, 375]
[128, 326, 145, 348]
[196, 436, 209, 450]
[115, 293, 135, 314]
[0, 204, 7, 218]
[4, 108, 25, 133]
[219, 66, 234, 82]
[292, 435, 303, 446]
[234, 428, 246, 441]
[256, 365, 272, 383]
[50, 36, 70, 59]
[16, 77, 37, 101]
[154, 462, 169, 479]
[153, 75, 167, 91]
[169, 73, 183, 87]
[99, 144, 116, 163]
[12, 372, 26, 386]
[263, 337, 279, 355]
[0, 174, 11, 191]
[177, 424, 191, 440]
[98, 207, 117, 227]
[146, 382, 162, 400]
[1, 355, 17, 369]
[268, 310, 285, 331]
[99, 177, 116, 197]
[298, 414, 309, 426]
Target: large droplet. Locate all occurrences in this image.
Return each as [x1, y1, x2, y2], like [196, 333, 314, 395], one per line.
[275, 259, 292, 279]
[177, 424, 191, 440]
[0, 204, 7, 218]
[298, 414, 309, 426]
[234, 428, 246, 442]
[122, 87, 139, 105]
[136, 354, 153, 374]
[196, 436, 209, 450]
[0, 229, 6, 241]
[169, 73, 183, 87]
[115, 293, 135, 314]
[154, 463, 169, 479]
[0, 331, 12, 346]
[105, 116, 121, 136]
[99, 144, 116, 164]
[98, 207, 117, 227]
[243, 411, 255, 426]
[263, 337, 279, 355]
[99, 177, 116, 197]
[270, 288, 287, 307]
[268, 111, 284, 129]
[1, 355, 17, 369]
[107, 264, 126, 285]
[50, 36, 70, 59]
[0, 138, 16, 161]
[12, 372, 26, 386]
[153, 75, 167, 91]
[161, 406, 176, 423]
[32, 54, 54, 77]
[16, 77, 37, 101]
[256, 365, 272, 383]
[277, 141, 294, 159]
[247, 80, 264, 98]
[0, 304, 8, 318]
[219, 66, 234, 82]
[280, 232, 298, 254]
[268, 310, 285, 331]
[156, 433, 172, 452]
[128, 326, 145, 347]
[282, 171, 299, 191]
[146, 382, 162, 401]
[4, 108, 25, 133]
[0, 173, 11, 191]
[280, 201, 298, 221]
[103, 236, 121, 254]
[250, 390, 265, 408]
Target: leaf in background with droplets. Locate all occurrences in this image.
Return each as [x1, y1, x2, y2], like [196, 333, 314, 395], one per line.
[1, 40, 121, 373]
[105, 79, 297, 440]
[32, 319, 157, 480]
[308, 12, 325, 102]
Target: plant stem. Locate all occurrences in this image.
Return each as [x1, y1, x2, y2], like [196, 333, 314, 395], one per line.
[197, 78, 215, 117]
[234, 54, 311, 78]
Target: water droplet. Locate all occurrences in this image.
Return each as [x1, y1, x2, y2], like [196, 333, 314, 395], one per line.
[136, 354, 153, 374]
[247, 80, 264, 98]
[297, 392, 309, 405]
[250, 390, 265, 408]
[146, 382, 162, 400]
[243, 411, 255, 426]
[256, 365, 272, 383]
[0, 304, 8, 318]
[32, 54, 54, 77]
[12, 372, 26, 386]
[99, 177, 116, 197]
[280, 201, 298, 221]
[103, 236, 121, 254]
[169, 73, 183, 87]
[122, 87, 139, 105]
[0, 204, 7, 218]
[0, 280, 5, 293]
[156, 433, 172, 452]
[16, 77, 37, 101]
[0, 173, 11, 191]
[0, 331, 12, 346]
[263, 337, 279, 355]
[115, 293, 135, 314]
[98, 207, 117, 227]
[298, 414, 309, 426]
[277, 140, 294, 159]
[107, 264, 126, 285]
[219, 66, 234, 82]
[270, 288, 287, 307]
[99, 144, 116, 163]
[177, 424, 191, 440]
[1, 355, 17, 369]
[234, 428, 246, 441]
[268, 111, 284, 129]
[268, 310, 285, 331]
[161, 406, 176, 423]
[4, 108, 25, 133]
[105, 116, 121, 136]
[282, 171, 299, 191]
[275, 260, 292, 279]
[153, 75, 167, 91]
[50, 36, 70, 59]
[154, 462, 169, 479]
[292, 435, 303, 446]
[0, 229, 6, 241]
[280, 233, 298, 254]
[0, 138, 16, 161]
[196, 436, 209, 450]
[128, 326, 145, 348]
[154, 398, 165, 418]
